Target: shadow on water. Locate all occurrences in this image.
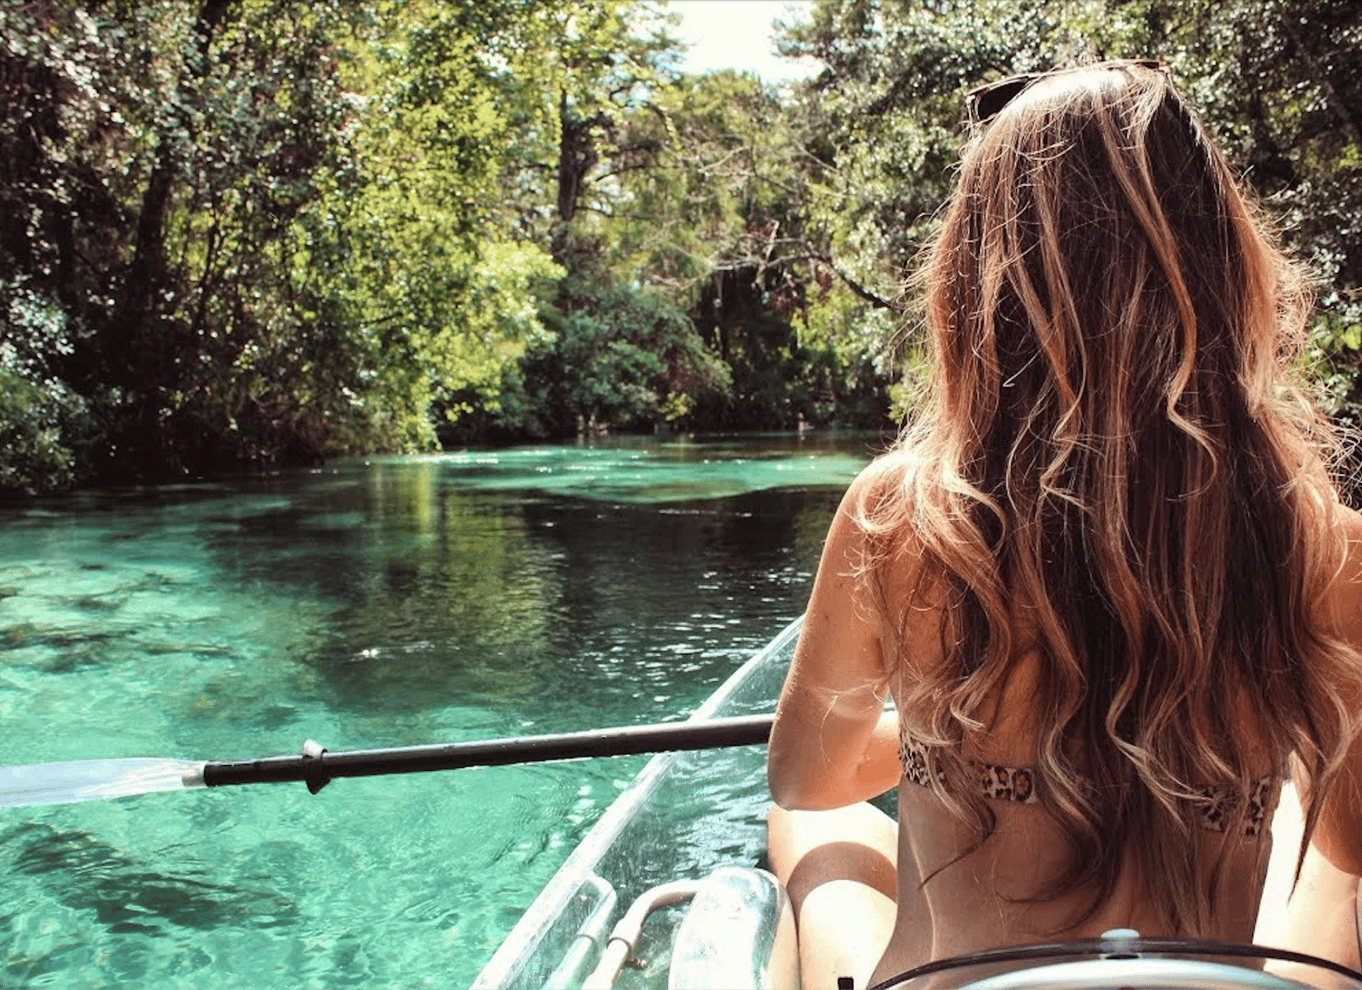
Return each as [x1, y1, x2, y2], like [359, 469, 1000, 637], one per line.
[0, 817, 300, 987]
[2, 821, 298, 935]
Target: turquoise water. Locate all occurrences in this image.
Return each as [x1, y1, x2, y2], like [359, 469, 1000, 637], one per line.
[0, 434, 874, 988]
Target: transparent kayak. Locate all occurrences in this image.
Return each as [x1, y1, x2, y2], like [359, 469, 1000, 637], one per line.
[470, 617, 1362, 990]
[471, 617, 800, 990]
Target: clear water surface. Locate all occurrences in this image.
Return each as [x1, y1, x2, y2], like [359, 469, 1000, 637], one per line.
[0, 433, 876, 989]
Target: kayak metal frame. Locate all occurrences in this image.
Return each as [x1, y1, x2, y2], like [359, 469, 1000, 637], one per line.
[544, 874, 618, 990]
[576, 866, 797, 990]
[582, 879, 703, 990]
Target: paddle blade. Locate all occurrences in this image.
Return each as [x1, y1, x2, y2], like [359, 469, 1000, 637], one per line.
[0, 758, 207, 808]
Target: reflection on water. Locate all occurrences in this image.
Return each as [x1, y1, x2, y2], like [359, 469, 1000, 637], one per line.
[0, 433, 876, 989]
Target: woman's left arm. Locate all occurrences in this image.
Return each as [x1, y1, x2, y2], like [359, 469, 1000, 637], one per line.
[768, 473, 903, 810]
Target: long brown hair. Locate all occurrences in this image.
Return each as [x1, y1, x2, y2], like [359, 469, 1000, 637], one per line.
[862, 61, 1357, 933]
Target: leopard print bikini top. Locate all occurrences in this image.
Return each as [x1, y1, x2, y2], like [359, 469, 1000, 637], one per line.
[899, 732, 1275, 836]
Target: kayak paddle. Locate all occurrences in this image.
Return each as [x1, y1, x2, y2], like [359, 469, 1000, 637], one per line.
[0, 713, 776, 809]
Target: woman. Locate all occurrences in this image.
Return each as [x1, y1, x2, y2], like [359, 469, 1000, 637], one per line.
[767, 60, 1362, 989]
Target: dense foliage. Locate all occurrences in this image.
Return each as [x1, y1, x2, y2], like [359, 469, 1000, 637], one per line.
[1, 0, 1358, 493]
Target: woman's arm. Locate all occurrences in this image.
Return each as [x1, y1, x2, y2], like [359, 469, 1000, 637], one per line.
[1307, 506, 1362, 876]
[1271, 839, 1361, 975]
[768, 472, 903, 810]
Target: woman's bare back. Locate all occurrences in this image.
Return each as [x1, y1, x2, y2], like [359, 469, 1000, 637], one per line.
[872, 638, 1280, 986]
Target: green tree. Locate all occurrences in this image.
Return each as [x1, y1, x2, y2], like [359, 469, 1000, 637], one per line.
[0, 0, 566, 489]
[626, 69, 891, 429]
[0, 0, 375, 485]
[775, 0, 1362, 421]
[477, 0, 736, 436]
[298, 0, 562, 451]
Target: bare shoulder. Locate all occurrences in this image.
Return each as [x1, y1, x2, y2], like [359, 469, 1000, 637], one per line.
[823, 452, 930, 596]
[1336, 501, 1362, 557]
[806, 454, 915, 604]
[1323, 503, 1362, 644]
[834, 448, 924, 543]
[852, 445, 924, 494]
[1312, 503, 1362, 731]
[834, 449, 947, 680]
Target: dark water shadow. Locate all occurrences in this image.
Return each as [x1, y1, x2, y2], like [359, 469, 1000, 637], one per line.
[2, 820, 298, 934]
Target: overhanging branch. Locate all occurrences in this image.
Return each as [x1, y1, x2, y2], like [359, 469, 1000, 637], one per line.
[804, 253, 903, 312]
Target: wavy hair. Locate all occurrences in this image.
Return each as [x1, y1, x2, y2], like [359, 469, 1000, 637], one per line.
[861, 62, 1357, 934]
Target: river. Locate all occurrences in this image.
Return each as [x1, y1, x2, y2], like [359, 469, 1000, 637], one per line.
[0, 433, 875, 988]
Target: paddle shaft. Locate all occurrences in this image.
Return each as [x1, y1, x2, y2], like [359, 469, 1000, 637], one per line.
[201, 713, 775, 791]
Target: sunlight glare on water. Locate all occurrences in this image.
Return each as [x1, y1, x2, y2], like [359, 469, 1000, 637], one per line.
[0, 434, 873, 988]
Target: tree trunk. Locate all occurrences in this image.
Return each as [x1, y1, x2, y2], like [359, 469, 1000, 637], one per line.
[552, 87, 599, 263]
[111, 0, 234, 384]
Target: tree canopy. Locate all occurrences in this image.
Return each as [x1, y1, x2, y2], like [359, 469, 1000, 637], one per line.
[1, 0, 1357, 493]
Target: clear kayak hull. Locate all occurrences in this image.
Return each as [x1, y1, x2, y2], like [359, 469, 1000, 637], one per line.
[472, 618, 800, 989]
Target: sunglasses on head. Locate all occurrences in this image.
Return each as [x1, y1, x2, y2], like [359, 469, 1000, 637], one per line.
[964, 60, 1169, 127]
